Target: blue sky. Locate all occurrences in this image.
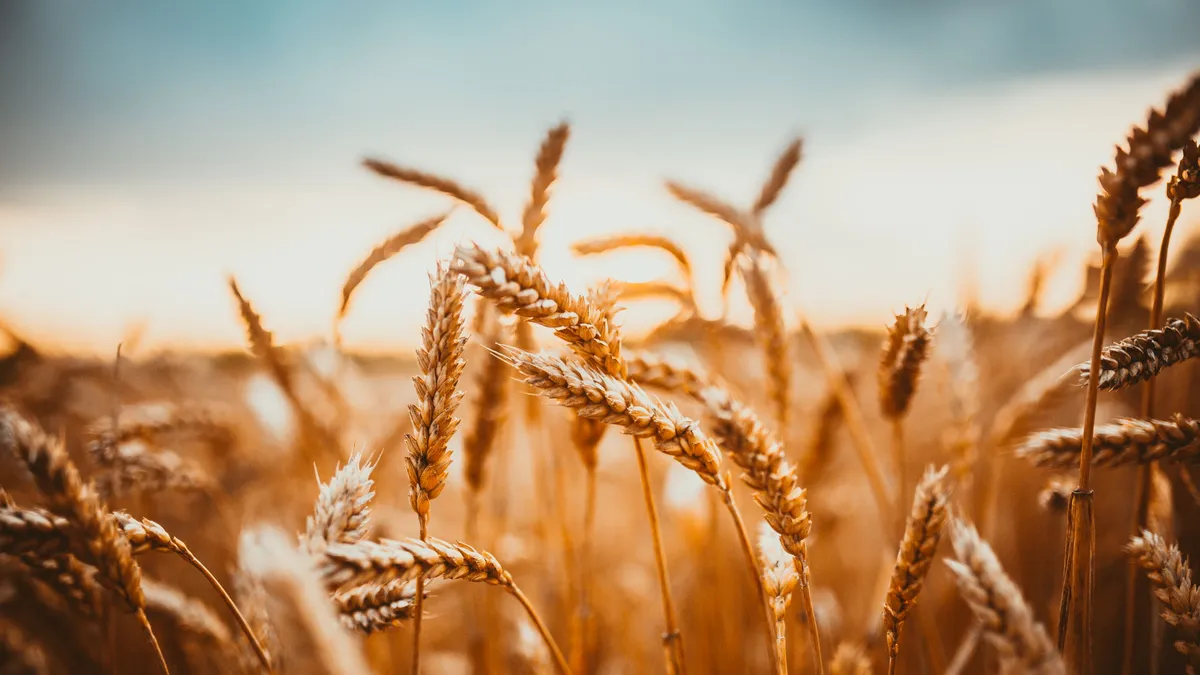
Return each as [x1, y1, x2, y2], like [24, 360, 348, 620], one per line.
[0, 2, 1198, 352]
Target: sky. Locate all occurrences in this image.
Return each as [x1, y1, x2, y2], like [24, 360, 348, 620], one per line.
[1, 2, 1198, 354]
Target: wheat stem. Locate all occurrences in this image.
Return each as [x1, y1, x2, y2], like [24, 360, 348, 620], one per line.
[1124, 194, 1183, 675]
[633, 435, 687, 674]
[510, 583, 573, 675]
[1058, 248, 1115, 674]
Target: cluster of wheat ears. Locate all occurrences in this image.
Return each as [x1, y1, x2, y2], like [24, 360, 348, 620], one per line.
[2, 71, 1200, 675]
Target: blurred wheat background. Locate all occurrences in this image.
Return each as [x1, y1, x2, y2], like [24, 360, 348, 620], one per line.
[2, 2, 1200, 674]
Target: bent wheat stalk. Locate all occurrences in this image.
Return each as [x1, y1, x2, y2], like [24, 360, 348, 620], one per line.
[0, 407, 170, 674]
[323, 536, 571, 674]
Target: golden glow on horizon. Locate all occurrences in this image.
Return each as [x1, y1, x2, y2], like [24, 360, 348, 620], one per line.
[0, 63, 1195, 356]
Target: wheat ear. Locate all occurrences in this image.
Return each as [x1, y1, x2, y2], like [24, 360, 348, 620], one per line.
[517, 121, 570, 258]
[114, 513, 272, 670]
[242, 527, 371, 675]
[571, 233, 695, 293]
[945, 518, 1065, 674]
[878, 304, 933, 504]
[406, 264, 468, 675]
[454, 243, 697, 670]
[334, 579, 420, 634]
[884, 465, 951, 675]
[758, 522, 799, 675]
[0, 407, 169, 674]
[741, 252, 792, 433]
[1016, 414, 1200, 468]
[322, 536, 571, 674]
[304, 452, 376, 555]
[143, 578, 236, 671]
[228, 277, 336, 464]
[363, 158, 503, 231]
[1125, 530, 1200, 672]
[336, 210, 453, 326]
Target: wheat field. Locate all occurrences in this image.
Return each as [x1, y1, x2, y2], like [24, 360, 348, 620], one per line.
[1, 70, 1200, 675]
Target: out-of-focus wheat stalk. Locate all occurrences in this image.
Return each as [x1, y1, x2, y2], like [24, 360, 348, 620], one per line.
[0, 406, 171, 674]
[945, 518, 1066, 674]
[229, 277, 337, 464]
[335, 210, 454, 339]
